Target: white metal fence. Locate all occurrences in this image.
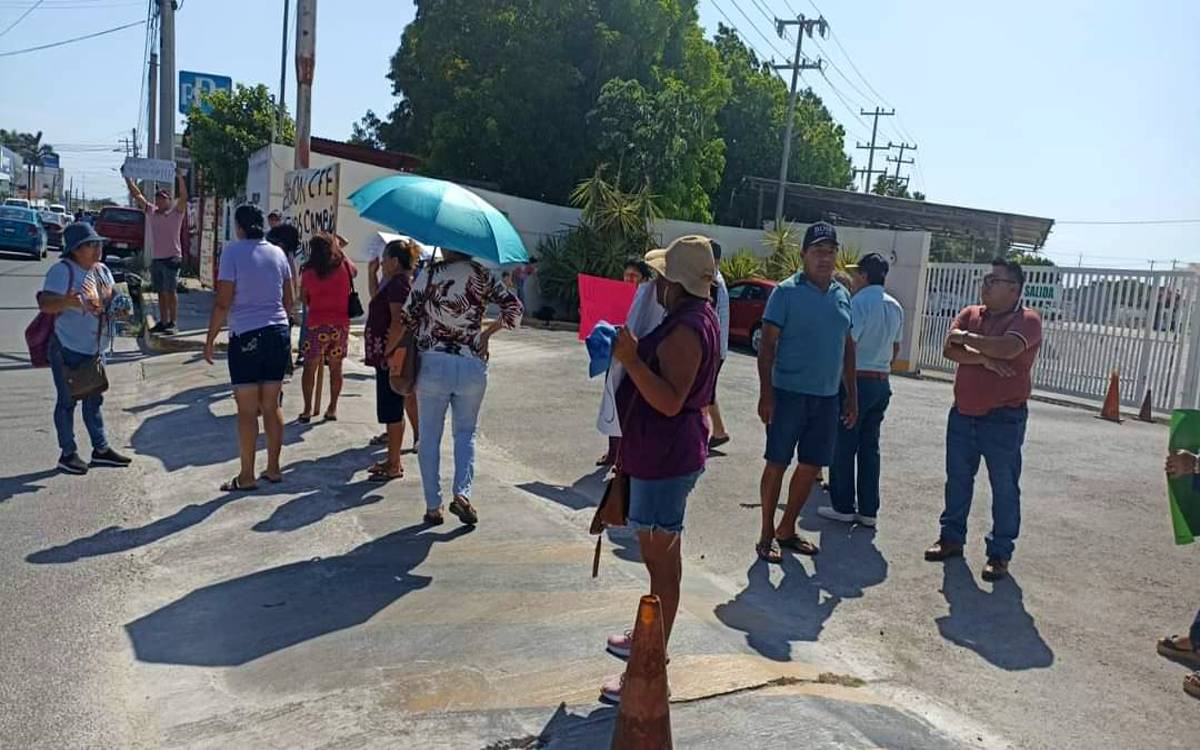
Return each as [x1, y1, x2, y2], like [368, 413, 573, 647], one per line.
[918, 263, 1200, 412]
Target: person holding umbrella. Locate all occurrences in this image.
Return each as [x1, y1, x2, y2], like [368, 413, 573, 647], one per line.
[350, 174, 531, 525]
[399, 248, 523, 524]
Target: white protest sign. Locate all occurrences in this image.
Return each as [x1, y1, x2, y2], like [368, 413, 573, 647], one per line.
[121, 157, 176, 183]
[281, 163, 340, 261]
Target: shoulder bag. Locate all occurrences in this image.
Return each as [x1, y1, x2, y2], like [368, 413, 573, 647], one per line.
[26, 261, 73, 369]
[588, 380, 638, 577]
[64, 298, 109, 400]
[346, 262, 364, 319]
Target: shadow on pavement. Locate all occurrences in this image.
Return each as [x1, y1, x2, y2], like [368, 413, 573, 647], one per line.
[125, 523, 473, 666]
[935, 556, 1055, 670]
[26, 491, 251, 564]
[799, 513, 889, 599]
[714, 556, 840, 662]
[0, 468, 58, 504]
[251, 446, 387, 533]
[486, 702, 615, 750]
[126, 382, 313, 471]
[518, 466, 608, 512]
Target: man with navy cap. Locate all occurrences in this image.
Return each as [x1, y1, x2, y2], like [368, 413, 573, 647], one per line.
[754, 221, 857, 563]
[819, 252, 904, 528]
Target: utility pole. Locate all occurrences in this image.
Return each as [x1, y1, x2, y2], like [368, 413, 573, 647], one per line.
[886, 141, 916, 183]
[157, 0, 176, 175]
[856, 107, 895, 192]
[147, 51, 158, 161]
[772, 14, 826, 229]
[294, 0, 316, 169]
[277, 0, 290, 142]
[132, 127, 139, 158]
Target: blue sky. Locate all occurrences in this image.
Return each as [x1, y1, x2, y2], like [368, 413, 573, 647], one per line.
[2, 0, 1196, 267]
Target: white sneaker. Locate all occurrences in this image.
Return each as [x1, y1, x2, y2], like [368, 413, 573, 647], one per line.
[600, 672, 624, 703]
[817, 506, 856, 523]
[606, 630, 633, 659]
[855, 514, 877, 528]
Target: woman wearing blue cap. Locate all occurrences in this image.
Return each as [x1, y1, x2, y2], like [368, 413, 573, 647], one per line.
[37, 223, 134, 475]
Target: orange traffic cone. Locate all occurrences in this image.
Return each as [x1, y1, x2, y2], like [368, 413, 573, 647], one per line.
[1137, 389, 1154, 422]
[611, 595, 672, 750]
[1097, 371, 1123, 423]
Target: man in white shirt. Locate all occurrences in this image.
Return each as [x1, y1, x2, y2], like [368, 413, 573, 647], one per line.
[707, 240, 732, 448]
[818, 253, 904, 527]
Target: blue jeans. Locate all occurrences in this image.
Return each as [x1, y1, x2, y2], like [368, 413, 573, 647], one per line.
[48, 336, 109, 456]
[628, 470, 702, 534]
[416, 351, 488, 510]
[829, 376, 892, 517]
[940, 406, 1028, 560]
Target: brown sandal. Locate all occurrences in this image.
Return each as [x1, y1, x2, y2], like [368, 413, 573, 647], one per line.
[1157, 635, 1200, 669]
[423, 509, 444, 526]
[1185, 672, 1200, 700]
[776, 535, 820, 556]
[756, 539, 782, 564]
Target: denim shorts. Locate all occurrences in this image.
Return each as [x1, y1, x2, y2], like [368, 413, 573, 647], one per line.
[227, 324, 290, 389]
[627, 470, 702, 534]
[150, 257, 181, 293]
[764, 388, 839, 467]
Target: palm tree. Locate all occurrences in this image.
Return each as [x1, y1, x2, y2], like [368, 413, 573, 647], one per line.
[20, 131, 55, 201]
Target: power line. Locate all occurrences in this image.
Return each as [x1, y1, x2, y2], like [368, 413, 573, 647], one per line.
[708, 1, 786, 84]
[723, 0, 789, 60]
[815, 70, 869, 138]
[0, 0, 44, 38]
[0, 17, 144, 57]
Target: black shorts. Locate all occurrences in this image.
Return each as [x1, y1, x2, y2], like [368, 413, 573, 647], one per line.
[375, 366, 406, 424]
[709, 358, 725, 406]
[227, 324, 289, 389]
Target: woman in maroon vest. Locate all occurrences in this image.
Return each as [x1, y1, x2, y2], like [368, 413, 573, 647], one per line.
[600, 236, 721, 704]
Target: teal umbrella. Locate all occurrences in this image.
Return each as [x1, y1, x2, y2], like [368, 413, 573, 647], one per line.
[348, 174, 528, 265]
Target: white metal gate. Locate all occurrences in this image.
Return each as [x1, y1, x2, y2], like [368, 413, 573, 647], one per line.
[917, 263, 1200, 413]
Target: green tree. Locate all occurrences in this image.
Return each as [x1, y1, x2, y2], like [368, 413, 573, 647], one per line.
[0, 129, 57, 200]
[711, 26, 853, 223]
[187, 84, 295, 198]
[872, 173, 926, 200]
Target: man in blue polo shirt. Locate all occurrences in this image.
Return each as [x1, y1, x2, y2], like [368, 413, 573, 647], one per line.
[755, 222, 857, 563]
[819, 253, 904, 528]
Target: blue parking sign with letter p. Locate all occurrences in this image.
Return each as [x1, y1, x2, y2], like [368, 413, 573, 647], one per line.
[179, 71, 233, 115]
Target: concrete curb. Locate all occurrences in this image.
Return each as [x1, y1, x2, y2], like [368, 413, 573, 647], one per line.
[141, 314, 222, 355]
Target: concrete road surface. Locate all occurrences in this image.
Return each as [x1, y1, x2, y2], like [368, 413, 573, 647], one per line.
[0, 253, 1194, 748]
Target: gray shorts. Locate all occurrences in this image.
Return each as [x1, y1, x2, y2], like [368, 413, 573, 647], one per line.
[151, 257, 181, 293]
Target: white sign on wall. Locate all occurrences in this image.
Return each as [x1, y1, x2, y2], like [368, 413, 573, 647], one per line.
[281, 163, 340, 261]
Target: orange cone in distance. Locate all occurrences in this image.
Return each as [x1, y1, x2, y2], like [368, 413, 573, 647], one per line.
[611, 595, 672, 750]
[1098, 370, 1123, 423]
[1137, 389, 1154, 422]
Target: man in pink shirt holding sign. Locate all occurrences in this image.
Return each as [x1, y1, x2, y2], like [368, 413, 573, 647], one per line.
[126, 170, 187, 334]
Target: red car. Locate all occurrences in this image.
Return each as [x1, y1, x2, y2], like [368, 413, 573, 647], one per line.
[727, 278, 777, 354]
[95, 206, 145, 259]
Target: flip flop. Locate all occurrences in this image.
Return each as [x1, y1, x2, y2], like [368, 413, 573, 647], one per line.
[776, 535, 820, 556]
[369, 433, 388, 446]
[423, 509, 445, 526]
[324, 412, 338, 422]
[708, 435, 730, 449]
[756, 539, 782, 564]
[298, 414, 312, 424]
[259, 472, 283, 484]
[220, 476, 257, 492]
[1157, 636, 1200, 669]
[369, 467, 404, 482]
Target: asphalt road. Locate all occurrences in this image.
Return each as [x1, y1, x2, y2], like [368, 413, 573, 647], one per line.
[482, 326, 1198, 750]
[0, 252, 148, 747]
[1, 258, 1195, 748]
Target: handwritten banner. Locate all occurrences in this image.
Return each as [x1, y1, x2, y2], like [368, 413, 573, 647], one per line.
[282, 163, 340, 261]
[120, 157, 176, 183]
[578, 273, 638, 341]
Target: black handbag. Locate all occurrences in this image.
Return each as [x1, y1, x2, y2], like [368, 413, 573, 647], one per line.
[65, 308, 108, 400]
[346, 262, 364, 318]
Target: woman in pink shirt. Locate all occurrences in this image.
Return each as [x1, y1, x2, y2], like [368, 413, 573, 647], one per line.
[298, 235, 357, 422]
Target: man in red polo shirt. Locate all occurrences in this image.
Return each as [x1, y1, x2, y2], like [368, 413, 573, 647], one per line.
[924, 258, 1042, 581]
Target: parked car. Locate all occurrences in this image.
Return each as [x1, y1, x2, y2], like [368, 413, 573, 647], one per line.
[728, 278, 778, 354]
[95, 205, 144, 259]
[48, 203, 68, 217]
[0, 206, 48, 259]
[4, 198, 32, 209]
[38, 211, 65, 249]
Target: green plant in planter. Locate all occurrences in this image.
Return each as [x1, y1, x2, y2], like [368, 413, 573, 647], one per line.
[720, 250, 763, 282]
[763, 223, 803, 281]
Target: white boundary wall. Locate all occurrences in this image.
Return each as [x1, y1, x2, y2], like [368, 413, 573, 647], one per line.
[245, 145, 931, 368]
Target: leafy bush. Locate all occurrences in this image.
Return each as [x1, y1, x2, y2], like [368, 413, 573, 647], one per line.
[720, 250, 763, 282]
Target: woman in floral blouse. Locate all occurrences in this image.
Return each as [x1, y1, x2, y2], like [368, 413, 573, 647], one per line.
[401, 249, 523, 526]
